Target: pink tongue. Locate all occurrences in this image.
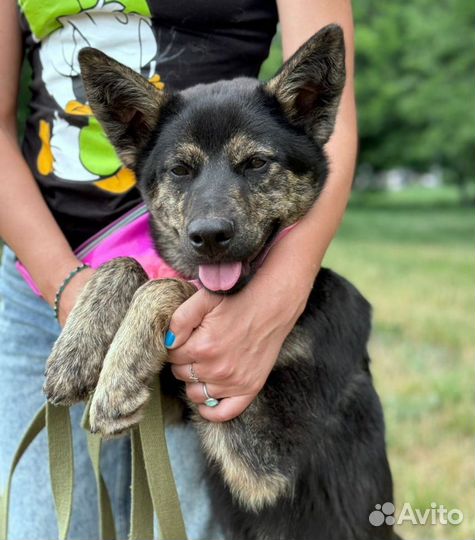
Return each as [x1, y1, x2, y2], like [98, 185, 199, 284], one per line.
[198, 262, 243, 291]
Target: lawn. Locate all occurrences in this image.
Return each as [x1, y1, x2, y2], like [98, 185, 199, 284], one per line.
[324, 185, 474, 539]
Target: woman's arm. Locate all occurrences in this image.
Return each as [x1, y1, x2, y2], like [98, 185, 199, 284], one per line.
[167, 0, 357, 422]
[0, 0, 94, 323]
[271, 0, 356, 291]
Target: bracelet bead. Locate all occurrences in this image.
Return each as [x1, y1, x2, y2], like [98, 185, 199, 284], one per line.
[53, 263, 91, 319]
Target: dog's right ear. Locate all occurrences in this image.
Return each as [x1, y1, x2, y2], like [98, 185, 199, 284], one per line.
[78, 48, 168, 168]
[265, 24, 345, 146]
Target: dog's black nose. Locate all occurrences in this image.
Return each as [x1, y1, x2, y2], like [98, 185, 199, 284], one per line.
[188, 218, 234, 255]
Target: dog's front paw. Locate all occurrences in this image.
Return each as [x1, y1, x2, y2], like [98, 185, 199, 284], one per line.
[86, 278, 197, 437]
[44, 341, 100, 406]
[89, 370, 151, 437]
[43, 258, 148, 406]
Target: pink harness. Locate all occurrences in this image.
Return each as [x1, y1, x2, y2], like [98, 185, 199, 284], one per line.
[16, 204, 295, 296]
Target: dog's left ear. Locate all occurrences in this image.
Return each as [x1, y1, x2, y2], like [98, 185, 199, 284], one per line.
[265, 24, 345, 145]
[78, 48, 168, 168]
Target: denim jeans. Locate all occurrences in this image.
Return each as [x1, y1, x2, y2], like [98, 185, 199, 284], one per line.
[0, 246, 222, 540]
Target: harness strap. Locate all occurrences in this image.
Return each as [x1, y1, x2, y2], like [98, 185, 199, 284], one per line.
[139, 379, 188, 540]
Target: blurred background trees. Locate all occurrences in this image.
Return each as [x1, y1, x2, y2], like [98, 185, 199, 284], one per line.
[355, 0, 473, 197]
[260, 0, 474, 199]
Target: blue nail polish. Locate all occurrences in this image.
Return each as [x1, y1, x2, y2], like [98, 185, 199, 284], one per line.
[165, 330, 175, 348]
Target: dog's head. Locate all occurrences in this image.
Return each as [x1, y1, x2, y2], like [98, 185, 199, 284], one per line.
[79, 24, 345, 293]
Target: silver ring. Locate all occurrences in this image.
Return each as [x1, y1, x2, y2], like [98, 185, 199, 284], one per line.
[188, 363, 200, 384]
[202, 383, 219, 408]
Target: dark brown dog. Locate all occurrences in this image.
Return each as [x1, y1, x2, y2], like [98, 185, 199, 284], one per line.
[44, 25, 398, 540]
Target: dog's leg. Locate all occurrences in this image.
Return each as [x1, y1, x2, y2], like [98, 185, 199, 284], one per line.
[44, 257, 147, 405]
[89, 278, 196, 437]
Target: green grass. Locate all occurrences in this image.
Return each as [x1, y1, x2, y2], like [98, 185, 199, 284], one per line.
[324, 185, 474, 539]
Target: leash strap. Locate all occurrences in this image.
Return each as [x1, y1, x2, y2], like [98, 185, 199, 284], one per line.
[46, 403, 74, 540]
[82, 403, 117, 540]
[139, 378, 188, 540]
[129, 428, 154, 539]
[0, 380, 186, 540]
[0, 404, 46, 540]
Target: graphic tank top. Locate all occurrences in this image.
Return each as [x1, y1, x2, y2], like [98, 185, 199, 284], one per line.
[18, 0, 278, 247]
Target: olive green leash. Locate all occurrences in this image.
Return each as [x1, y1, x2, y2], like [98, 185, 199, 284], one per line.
[47, 403, 74, 540]
[138, 380, 187, 540]
[82, 403, 117, 540]
[0, 377, 187, 540]
[0, 405, 46, 540]
[130, 428, 154, 539]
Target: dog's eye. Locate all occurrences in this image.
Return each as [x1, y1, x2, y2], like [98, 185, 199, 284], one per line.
[171, 165, 191, 177]
[246, 157, 267, 171]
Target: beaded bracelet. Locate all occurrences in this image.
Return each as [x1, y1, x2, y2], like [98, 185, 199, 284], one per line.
[53, 263, 91, 319]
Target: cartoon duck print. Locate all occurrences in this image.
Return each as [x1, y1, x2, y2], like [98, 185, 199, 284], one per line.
[19, 0, 180, 193]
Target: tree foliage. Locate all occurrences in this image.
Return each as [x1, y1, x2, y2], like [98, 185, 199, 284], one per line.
[354, 0, 474, 186]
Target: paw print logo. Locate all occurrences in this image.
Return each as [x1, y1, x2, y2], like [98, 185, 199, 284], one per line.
[369, 502, 396, 526]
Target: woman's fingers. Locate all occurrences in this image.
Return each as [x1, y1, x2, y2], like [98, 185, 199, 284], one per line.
[198, 395, 254, 422]
[184, 381, 235, 402]
[184, 383, 257, 421]
[171, 363, 200, 383]
[165, 288, 222, 351]
[171, 362, 222, 383]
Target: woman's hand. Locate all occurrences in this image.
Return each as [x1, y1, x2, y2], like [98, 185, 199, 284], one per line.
[167, 248, 314, 422]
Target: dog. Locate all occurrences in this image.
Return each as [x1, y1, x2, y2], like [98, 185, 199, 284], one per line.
[44, 24, 398, 540]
